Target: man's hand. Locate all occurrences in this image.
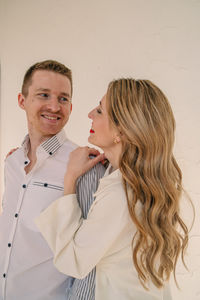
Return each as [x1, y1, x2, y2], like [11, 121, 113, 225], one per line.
[6, 148, 19, 159]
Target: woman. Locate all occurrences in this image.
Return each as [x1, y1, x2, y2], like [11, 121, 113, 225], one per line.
[35, 79, 189, 299]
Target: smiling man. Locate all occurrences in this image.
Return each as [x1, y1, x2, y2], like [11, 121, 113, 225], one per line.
[0, 60, 105, 300]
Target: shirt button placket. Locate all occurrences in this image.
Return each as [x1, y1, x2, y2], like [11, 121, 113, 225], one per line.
[4, 182, 28, 285]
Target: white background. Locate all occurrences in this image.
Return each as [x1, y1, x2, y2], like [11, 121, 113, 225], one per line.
[0, 0, 200, 298]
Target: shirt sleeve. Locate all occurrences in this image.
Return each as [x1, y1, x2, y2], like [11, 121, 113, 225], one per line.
[76, 162, 106, 218]
[1, 162, 8, 211]
[66, 163, 105, 300]
[35, 179, 131, 279]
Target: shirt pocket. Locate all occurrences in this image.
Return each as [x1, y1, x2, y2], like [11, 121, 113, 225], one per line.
[20, 179, 64, 231]
[32, 181, 64, 192]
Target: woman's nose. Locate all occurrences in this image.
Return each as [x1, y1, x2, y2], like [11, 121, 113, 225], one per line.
[88, 109, 94, 119]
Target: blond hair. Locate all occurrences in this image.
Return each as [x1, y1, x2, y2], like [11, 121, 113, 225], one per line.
[106, 78, 189, 288]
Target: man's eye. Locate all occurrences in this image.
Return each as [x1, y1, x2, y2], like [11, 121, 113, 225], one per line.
[38, 93, 49, 98]
[60, 97, 67, 102]
[60, 97, 70, 103]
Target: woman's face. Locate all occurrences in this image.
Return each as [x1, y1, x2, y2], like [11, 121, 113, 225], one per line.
[88, 95, 119, 151]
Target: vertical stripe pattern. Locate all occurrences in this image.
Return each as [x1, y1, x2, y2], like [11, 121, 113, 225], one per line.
[67, 163, 105, 300]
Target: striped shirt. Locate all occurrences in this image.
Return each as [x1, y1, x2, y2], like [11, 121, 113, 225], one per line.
[0, 130, 105, 300]
[66, 166, 105, 300]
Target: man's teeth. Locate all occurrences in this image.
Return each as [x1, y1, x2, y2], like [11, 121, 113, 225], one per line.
[44, 115, 59, 120]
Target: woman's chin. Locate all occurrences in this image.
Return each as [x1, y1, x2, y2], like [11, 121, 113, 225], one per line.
[88, 135, 94, 143]
[88, 136, 98, 147]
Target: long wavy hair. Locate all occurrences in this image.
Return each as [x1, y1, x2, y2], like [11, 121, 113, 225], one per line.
[106, 79, 189, 288]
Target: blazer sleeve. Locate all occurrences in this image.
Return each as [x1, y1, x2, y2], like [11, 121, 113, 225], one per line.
[35, 182, 132, 279]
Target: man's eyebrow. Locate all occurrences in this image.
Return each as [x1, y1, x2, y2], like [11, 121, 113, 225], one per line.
[61, 92, 71, 98]
[99, 101, 102, 106]
[36, 88, 50, 92]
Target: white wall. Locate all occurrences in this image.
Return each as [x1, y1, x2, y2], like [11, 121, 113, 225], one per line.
[1, 0, 200, 298]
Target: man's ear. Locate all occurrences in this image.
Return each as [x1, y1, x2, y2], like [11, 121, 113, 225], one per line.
[18, 93, 26, 110]
[70, 103, 72, 113]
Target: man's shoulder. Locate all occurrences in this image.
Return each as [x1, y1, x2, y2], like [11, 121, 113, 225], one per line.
[89, 162, 106, 175]
[76, 163, 106, 215]
[5, 147, 23, 164]
[79, 163, 106, 184]
[55, 139, 78, 158]
[61, 139, 78, 151]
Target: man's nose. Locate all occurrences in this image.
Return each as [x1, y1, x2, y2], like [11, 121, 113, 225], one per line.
[47, 97, 60, 112]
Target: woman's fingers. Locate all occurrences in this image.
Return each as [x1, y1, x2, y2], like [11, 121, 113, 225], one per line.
[88, 153, 105, 169]
[87, 147, 101, 157]
[66, 147, 105, 180]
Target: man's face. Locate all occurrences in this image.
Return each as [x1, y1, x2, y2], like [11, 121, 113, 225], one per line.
[18, 70, 72, 140]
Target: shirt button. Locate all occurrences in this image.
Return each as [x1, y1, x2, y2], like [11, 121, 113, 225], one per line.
[22, 184, 27, 188]
[3, 274, 6, 278]
[44, 183, 48, 187]
[15, 213, 18, 218]
[8, 243, 11, 247]
[24, 161, 28, 165]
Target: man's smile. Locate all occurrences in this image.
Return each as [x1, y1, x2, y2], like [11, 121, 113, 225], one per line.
[41, 114, 61, 120]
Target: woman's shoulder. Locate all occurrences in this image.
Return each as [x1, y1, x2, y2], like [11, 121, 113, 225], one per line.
[95, 169, 123, 194]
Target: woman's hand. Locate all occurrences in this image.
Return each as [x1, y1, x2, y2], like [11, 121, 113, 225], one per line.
[64, 147, 105, 195]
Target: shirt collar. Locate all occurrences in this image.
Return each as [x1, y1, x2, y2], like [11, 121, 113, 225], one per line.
[103, 165, 121, 181]
[21, 130, 67, 156]
[94, 164, 121, 196]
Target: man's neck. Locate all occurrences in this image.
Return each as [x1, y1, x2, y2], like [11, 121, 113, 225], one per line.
[25, 133, 55, 174]
[27, 132, 54, 160]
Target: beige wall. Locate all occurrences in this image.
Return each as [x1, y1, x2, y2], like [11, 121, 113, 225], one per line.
[1, 0, 200, 298]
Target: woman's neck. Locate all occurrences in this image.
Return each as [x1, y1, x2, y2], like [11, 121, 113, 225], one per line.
[103, 144, 122, 170]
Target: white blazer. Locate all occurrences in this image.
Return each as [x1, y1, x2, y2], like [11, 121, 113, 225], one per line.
[36, 165, 172, 300]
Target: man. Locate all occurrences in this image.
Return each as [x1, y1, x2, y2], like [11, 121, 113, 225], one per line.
[0, 60, 105, 300]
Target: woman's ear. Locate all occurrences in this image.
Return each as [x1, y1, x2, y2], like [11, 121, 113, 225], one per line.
[114, 136, 121, 144]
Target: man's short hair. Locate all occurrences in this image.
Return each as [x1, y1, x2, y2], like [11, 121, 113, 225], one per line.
[22, 60, 73, 97]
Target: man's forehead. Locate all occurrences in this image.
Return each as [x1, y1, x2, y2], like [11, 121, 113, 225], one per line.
[30, 70, 71, 92]
[32, 70, 69, 82]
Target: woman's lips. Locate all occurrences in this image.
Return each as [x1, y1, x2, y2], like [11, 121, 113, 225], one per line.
[90, 129, 95, 133]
